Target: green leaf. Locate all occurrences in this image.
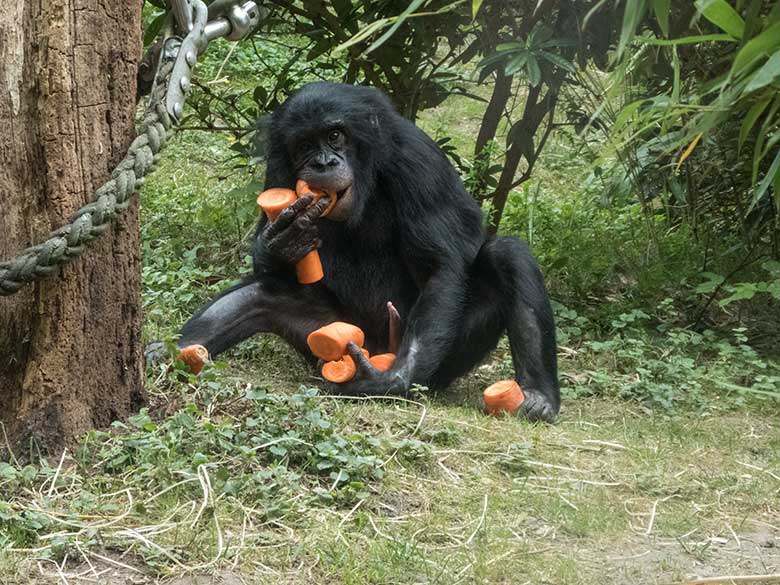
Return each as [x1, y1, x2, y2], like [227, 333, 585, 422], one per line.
[739, 96, 772, 152]
[696, 272, 725, 294]
[540, 50, 577, 73]
[751, 147, 780, 210]
[143, 11, 167, 47]
[652, 0, 671, 36]
[479, 52, 510, 69]
[751, 96, 780, 185]
[497, 42, 524, 52]
[733, 21, 780, 76]
[472, 0, 484, 20]
[695, 0, 745, 39]
[0, 462, 17, 481]
[720, 283, 758, 305]
[365, 0, 427, 54]
[613, 99, 646, 132]
[774, 151, 780, 210]
[639, 33, 735, 46]
[583, 0, 610, 29]
[744, 50, 780, 93]
[505, 52, 529, 75]
[478, 52, 509, 82]
[526, 55, 542, 86]
[617, 0, 647, 60]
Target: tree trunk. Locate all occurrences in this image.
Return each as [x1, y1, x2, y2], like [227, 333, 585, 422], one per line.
[0, 0, 144, 453]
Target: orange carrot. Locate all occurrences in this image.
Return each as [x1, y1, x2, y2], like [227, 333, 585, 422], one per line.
[322, 355, 357, 383]
[321, 349, 370, 383]
[296, 179, 337, 217]
[256, 188, 296, 220]
[369, 353, 396, 372]
[257, 188, 324, 284]
[483, 380, 525, 416]
[177, 344, 209, 375]
[295, 252, 324, 284]
[307, 322, 365, 361]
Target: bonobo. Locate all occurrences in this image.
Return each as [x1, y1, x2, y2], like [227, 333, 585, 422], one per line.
[170, 82, 560, 422]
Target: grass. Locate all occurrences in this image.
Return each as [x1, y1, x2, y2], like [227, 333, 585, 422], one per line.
[1, 346, 779, 584]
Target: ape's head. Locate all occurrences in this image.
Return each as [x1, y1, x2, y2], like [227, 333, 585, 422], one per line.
[264, 82, 395, 226]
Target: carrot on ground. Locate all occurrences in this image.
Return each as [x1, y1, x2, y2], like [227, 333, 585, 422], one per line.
[307, 322, 366, 361]
[369, 353, 396, 372]
[483, 380, 525, 416]
[177, 344, 209, 375]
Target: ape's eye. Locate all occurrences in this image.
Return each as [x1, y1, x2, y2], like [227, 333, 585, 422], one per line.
[328, 130, 344, 146]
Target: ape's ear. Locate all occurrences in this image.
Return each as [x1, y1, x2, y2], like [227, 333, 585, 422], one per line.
[249, 114, 273, 165]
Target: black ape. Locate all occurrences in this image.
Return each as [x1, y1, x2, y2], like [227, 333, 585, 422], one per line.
[175, 82, 560, 422]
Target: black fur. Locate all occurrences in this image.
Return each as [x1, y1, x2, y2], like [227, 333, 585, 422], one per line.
[174, 82, 560, 422]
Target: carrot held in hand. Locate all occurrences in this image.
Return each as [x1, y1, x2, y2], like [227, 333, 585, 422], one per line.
[483, 380, 525, 416]
[322, 355, 356, 383]
[307, 322, 366, 361]
[257, 188, 325, 284]
[321, 348, 370, 383]
[296, 179, 337, 217]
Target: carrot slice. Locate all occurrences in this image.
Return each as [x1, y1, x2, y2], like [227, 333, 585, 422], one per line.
[307, 322, 366, 361]
[296, 179, 338, 217]
[483, 380, 525, 416]
[322, 355, 357, 383]
[369, 353, 396, 372]
[177, 344, 209, 375]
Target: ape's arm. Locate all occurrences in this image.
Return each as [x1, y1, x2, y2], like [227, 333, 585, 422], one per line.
[390, 266, 465, 386]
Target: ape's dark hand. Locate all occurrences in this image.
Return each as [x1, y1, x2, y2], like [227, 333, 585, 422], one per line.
[262, 194, 332, 265]
[323, 342, 410, 397]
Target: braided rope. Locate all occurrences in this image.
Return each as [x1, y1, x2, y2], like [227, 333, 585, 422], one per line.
[0, 48, 178, 296]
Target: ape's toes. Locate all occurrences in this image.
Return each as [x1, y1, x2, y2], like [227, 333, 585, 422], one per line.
[518, 389, 559, 423]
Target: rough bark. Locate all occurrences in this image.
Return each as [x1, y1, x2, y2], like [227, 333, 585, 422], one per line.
[0, 0, 144, 453]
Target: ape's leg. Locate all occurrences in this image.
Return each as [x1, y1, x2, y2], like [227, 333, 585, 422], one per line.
[175, 277, 344, 360]
[431, 236, 560, 422]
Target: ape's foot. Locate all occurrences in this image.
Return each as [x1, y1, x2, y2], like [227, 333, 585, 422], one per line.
[144, 341, 168, 366]
[517, 388, 559, 423]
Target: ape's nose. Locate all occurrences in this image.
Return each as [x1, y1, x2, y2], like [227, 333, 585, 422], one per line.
[311, 152, 341, 172]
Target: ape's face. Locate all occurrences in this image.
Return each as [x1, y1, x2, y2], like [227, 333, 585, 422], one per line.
[290, 123, 355, 221]
[270, 83, 396, 226]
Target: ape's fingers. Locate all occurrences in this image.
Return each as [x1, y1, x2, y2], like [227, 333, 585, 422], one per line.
[346, 341, 376, 377]
[301, 196, 332, 221]
[269, 193, 314, 235]
[268, 225, 320, 263]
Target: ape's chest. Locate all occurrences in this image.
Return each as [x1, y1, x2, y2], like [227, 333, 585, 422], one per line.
[319, 230, 418, 340]
[322, 240, 415, 305]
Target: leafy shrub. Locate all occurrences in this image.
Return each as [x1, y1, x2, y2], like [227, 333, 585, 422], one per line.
[554, 302, 780, 411]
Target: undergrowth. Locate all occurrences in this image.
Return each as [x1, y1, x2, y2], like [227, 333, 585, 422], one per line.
[0, 364, 433, 575]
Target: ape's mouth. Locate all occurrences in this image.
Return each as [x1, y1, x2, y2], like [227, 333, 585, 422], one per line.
[326, 185, 353, 221]
[334, 186, 351, 201]
[299, 180, 353, 221]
